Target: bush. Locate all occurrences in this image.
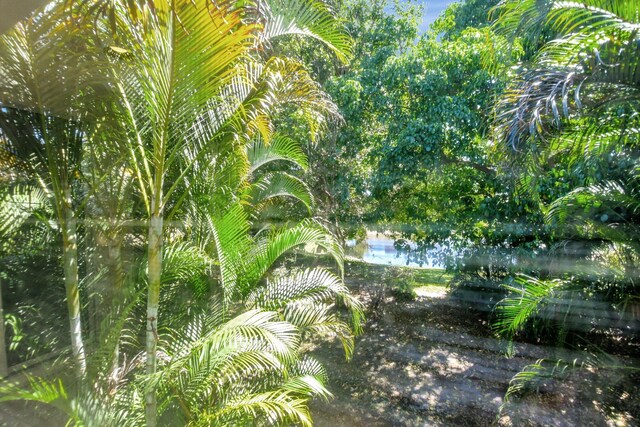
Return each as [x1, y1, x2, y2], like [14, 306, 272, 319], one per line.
[390, 280, 417, 302]
[383, 267, 417, 302]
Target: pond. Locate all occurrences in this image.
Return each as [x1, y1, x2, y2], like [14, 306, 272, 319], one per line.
[345, 233, 445, 269]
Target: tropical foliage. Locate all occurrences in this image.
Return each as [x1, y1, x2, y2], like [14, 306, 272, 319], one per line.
[493, 0, 640, 342]
[0, 0, 363, 425]
[488, 0, 640, 413]
[0, 0, 638, 424]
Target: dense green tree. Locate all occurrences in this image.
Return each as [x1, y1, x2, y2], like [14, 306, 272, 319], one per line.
[431, 0, 500, 39]
[307, 0, 535, 273]
[268, 0, 425, 241]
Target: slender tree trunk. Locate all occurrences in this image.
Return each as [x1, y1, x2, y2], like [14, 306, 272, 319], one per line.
[0, 278, 8, 377]
[61, 188, 87, 377]
[146, 6, 172, 422]
[95, 231, 126, 378]
[107, 241, 125, 295]
[145, 209, 163, 427]
[106, 239, 124, 383]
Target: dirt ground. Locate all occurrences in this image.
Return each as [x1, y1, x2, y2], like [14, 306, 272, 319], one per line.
[306, 260, 640, 427]
[0, 259, 637, 426]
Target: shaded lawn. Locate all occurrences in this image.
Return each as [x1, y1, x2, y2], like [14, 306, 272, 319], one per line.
[410, 268, 452, 295]
[285, 254, 638, 427]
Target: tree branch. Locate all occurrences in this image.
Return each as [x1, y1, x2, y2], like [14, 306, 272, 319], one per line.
[440, 154, 495, 176]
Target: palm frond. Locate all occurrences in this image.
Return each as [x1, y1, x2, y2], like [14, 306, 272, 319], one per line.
[500, 358, 575, 412]
[247, 133, 308, 174]
[246, 267, 363, 356]
[0, 184, 50, 242]
[206, 203, 253, 296]
[262, 0, 352, 63]
[491, 0, 554, 48]
[493, 0, 640, 151]
[0, 377, 69, 407]
[284, 302, 357, 357]
[148, 308, 320, 424]
[197, 389, 314, 427]
[242, 220, 344, 294]
[161, 241, 212, 297]
[0, 375, 144, 427]
[280, 373, 332, 401]
[247, 267, 346, 310]
[494, 274, 566, 338]
[247, 172, 314, 212]
[500, 348, 637, 415]
[546, 180, 640, 243]
[548, 1, 640, 35]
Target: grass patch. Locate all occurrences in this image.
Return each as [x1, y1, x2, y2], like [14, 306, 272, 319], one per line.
[412, 268, 452, 288]
[378, 267, 454, 301]
[408, 268, 453, 296]
[286, 253, 453, 295]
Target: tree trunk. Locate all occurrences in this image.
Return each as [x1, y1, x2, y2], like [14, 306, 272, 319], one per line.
[107, 241, 125, 296]
[0, 278, 8, 377]
[145, 211, 163, 427]
[106, 239, 124, 386]
[61, 188, 87, 377]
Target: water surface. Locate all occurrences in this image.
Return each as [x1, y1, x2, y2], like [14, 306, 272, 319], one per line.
[345, 234, 444, 269]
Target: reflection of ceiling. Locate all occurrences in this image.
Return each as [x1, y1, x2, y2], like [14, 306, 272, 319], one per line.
[0, 0, 49, 34]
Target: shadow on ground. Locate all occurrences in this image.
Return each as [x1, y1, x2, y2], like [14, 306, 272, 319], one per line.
[306, 260, 639, 427]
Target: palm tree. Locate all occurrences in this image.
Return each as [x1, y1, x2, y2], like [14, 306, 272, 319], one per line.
[492, 0, 640, 411]
[98, 0, 351, 424]
[0, 195, 363, 427]
[0, 306, 342, 426]
[0, 0, 356, 423]
[0, 152, 363, 426]
[0, 3, 113, 377]
[492, 0, 640, 326]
